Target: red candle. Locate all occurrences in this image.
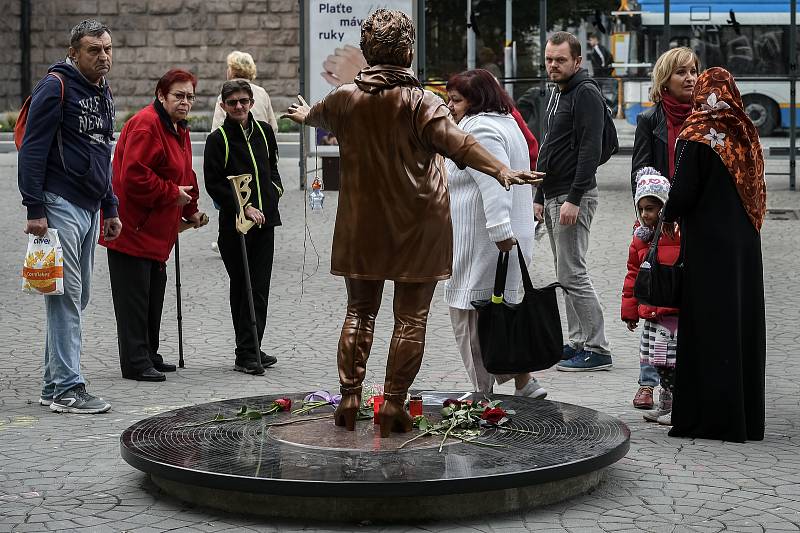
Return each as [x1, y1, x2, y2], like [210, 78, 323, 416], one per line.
[409, 395, 423, 417]
[372, 395, 384, 424]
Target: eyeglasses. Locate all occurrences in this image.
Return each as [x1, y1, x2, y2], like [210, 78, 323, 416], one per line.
[225, 97, 254, 108]
[170, 92, 196, 103]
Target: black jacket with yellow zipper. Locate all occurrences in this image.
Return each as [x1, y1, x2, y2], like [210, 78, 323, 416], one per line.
[203, 112, 283, 230]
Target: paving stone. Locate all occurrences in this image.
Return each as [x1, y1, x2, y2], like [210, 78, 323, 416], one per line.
[1, 153, 799, 532]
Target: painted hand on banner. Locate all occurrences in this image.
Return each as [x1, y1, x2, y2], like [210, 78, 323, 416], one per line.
[321, 45, 368, 87]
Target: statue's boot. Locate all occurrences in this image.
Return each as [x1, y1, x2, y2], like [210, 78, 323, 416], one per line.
[334, 313, 376, 431]
[379, 322, 426, 438]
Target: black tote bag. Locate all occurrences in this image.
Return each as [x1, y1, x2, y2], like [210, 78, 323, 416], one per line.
[633, 215, 683, 308]
[471, 246, 564, 374]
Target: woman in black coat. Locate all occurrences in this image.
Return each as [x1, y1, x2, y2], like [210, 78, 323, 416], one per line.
[204, 79, 283, 375]
[629, 47, 699, 409]
[665, 67, 767, 442]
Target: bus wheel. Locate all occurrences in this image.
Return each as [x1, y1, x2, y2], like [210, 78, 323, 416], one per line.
[743, 95, 778, 136]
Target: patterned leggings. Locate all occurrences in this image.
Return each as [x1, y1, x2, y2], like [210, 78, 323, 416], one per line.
[657, 367, 676, 394]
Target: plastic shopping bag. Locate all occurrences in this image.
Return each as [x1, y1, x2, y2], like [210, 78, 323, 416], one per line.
[22, 229, 64, 295]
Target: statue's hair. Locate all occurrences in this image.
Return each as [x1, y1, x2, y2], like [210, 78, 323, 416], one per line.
[360, 9, 414, 67]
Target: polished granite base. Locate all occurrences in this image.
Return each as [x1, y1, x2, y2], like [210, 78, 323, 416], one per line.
[121, 392, 630, 521]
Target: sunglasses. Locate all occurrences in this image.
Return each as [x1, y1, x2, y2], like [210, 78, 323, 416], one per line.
[225, 97, 254, 107]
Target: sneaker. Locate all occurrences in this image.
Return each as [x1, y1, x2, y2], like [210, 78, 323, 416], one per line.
[50, 385, 111, 414]
[260, 351, 278, 368]
[633, 386, 654, 409]
[556, 350, 613, 372]
[643, 408, 670, 422]
[562, 344, 579, 361]
[211, 241, 220, 254]
[515, 378, 547, 399]
[657, 411, 672, 425]
[643, 389, 673, 422]
[39, 397, 52, 407]
[234, 360, 266, 375]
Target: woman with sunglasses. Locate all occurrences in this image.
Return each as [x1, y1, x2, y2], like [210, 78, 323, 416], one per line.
[203, 79, 284, 375]
[101, 69, 207, 382]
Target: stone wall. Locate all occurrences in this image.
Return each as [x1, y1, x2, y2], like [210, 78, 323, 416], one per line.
[0, 2, 23, 114]
[0, 0, 300, 119]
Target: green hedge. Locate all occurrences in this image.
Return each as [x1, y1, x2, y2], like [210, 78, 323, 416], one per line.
[1, 109, 299, 134]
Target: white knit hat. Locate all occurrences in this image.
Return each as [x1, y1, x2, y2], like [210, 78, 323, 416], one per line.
[634, 167, 670, 206]
[633, 167, 671, 237]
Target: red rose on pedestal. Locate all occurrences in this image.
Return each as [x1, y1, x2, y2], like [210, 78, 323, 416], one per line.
[481, 407, 507, 424]
[274, 398, 292, 411]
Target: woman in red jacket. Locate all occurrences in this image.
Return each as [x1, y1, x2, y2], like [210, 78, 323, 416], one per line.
[101, 69, 207, 382]
[621, 168, 680, 424]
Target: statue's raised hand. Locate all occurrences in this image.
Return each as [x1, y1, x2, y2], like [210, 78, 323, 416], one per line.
[496, 169, 545, 190]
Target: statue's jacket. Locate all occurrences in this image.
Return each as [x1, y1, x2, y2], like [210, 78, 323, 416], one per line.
[306, 65, 481, 282]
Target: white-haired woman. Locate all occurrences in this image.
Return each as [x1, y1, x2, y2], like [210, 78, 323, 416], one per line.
[212, 50, 278, 131]
[629, 47, 700, 412]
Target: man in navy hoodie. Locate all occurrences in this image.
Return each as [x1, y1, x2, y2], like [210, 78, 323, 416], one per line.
[18, 19, 121, 414]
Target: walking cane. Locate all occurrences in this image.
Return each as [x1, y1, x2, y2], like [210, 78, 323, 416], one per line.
[174, 235, 185, 368]
[228, 174, 264, 374]
[175, 213, 208, 369]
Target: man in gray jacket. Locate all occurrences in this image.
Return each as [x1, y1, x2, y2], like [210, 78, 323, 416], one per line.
[533, 31, 612, 371]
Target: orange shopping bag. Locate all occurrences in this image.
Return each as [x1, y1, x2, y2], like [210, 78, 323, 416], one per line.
[22, 229, 64, 295]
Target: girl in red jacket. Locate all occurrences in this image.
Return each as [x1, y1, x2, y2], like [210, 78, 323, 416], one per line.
[621, 168, 680, 425]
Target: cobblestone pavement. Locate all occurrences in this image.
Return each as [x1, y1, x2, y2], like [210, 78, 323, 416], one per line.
[1, 151, 799, 533]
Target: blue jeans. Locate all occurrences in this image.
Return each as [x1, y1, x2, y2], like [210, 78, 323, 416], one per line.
[639, 362, 660, 387]
[41, 192, 99, 399]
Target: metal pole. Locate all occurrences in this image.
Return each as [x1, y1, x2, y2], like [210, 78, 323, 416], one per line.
[20, 0, 31, 102]
[467, 0, 475, 69]
[790, 0, 797, 190]
[417, 0, 426, 81]
[174, 236, 185, 368]
[539, 0, 548, 138]
[238, 233, 265, 374]
[504, 0, 513, 93]
[299, 0, 307, 191]
[663, 0, 670, 54]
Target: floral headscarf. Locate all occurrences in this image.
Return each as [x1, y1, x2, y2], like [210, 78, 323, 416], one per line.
[678, 67, 766, 231]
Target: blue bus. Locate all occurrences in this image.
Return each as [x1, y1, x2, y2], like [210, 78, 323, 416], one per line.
[623, 0, 797, 135]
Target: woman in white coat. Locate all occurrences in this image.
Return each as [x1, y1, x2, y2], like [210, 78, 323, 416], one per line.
[445, 69, 546, 398]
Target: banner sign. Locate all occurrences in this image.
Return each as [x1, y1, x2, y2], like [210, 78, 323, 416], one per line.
[305, 0, 415, 155]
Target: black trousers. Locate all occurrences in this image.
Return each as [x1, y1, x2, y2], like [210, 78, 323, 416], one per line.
[217, 224, 275, 363]
[107, 248, 167, 377]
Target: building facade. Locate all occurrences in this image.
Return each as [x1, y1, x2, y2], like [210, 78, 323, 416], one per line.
[1, 0, 300, 117]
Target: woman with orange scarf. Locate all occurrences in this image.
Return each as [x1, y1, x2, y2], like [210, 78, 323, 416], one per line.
[664, 67, 767, 442]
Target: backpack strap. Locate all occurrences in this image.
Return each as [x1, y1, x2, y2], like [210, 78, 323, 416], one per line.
[48, 72, 65, 102]
[253, 120, 269, 156]
[569, 80, 603, 151]
[48, 73, 67, 172]
[217, 126, 229, 168]
[253, 120, 284, 197]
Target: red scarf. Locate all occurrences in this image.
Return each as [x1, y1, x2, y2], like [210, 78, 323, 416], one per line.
[660, 92, 692, 178]
[679, 67, 766, 231]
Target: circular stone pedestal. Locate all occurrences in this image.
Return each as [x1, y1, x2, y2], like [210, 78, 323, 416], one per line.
[121, 392, 629, 521]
